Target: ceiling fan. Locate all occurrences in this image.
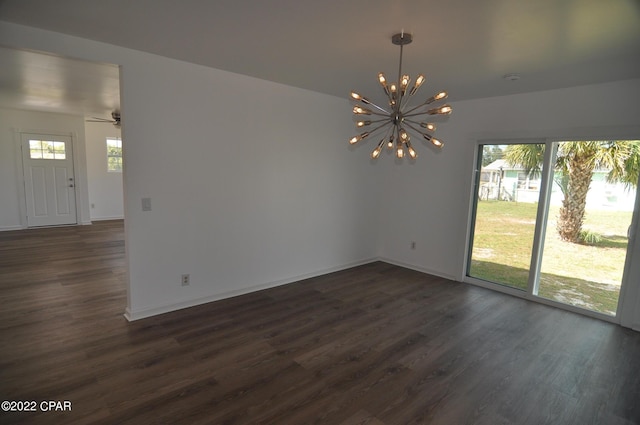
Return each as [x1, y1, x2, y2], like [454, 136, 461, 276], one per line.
[86, 111, 121, 127]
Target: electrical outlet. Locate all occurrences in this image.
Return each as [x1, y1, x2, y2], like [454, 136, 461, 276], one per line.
[181, 274, 190, 286]
[411, 241, 416, 250]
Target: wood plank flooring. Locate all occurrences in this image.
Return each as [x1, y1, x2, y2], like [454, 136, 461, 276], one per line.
[1, 220, 639, 424]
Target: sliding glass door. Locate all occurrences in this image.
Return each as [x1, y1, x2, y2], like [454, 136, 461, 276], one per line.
[468, 143, 545, 291]
[467, 140, 640, 318]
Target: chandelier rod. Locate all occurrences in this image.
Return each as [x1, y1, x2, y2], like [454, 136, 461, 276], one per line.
[392, 31, 413, 111]
[397, 43, 404, 107]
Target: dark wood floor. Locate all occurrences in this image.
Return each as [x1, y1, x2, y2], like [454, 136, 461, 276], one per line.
[1, 220, 639, 424]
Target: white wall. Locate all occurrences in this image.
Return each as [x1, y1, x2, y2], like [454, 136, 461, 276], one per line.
[0, 21, 380, 319]
[377, 78, 640, 330]
[85, 122, 123, 220]
[0, 107, 91, 229]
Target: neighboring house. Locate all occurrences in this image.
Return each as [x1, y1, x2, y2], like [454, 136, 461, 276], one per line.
[480, 159, 636, 211]
[479, 159, 537, 202]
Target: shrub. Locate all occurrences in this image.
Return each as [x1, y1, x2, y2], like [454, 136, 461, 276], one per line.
[579, 229, 602, 245]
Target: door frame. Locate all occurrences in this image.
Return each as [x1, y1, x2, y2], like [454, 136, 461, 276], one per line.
[14, 129, 83, 229]
[463, 138, 640, 325]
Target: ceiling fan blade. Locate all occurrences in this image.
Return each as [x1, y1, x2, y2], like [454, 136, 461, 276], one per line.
[86, 112, 121, 126]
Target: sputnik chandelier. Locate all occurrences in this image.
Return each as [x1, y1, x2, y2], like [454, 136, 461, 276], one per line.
[349, 32, 452, 159]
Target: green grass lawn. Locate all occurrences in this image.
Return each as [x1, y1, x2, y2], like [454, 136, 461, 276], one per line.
[469, 200, 632, 315]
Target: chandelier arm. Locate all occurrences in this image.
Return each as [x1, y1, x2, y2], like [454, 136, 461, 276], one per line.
[384, 90, 395, 106]
[371, 126, 396, 159]
[359, 118, 392, 125]
[384, 125, 394, 140]
[398, 81, 418, 112]
[401, 91, 424, 112]
[404, 119, 429, 128]
[353, 110, 391, 118]
[381, 82, 395, 106]
[402, 110, 438, 119]
[381, 125, 395, 147]
[400, 82, 425, 111]
[367, 120, 394, 136]
[364, 100, 391, 115]
[404, 121, 430, 137]
[402, 103, 431, 116]
[399, 93, 412, 111]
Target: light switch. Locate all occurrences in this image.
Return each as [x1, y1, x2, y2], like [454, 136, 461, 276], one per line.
[141, 197, 152, 211]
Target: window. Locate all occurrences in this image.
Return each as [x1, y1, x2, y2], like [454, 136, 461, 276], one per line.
[517, 172, 540, 190]
[107, 138, 123, 172]
[29, 139, 66, 159]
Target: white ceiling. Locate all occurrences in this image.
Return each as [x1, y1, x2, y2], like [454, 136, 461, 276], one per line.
[0, 0, 639, 117]
[0, 46, 120, 117]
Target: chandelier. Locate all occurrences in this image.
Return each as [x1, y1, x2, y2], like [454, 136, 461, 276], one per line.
[349, 32, 452, 159]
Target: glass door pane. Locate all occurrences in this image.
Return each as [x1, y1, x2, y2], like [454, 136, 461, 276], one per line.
[467, 143, 546, 290]
[536, 141, 640, 316]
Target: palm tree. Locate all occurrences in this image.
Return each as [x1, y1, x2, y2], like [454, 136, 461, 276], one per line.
[504, 141, 640, 243]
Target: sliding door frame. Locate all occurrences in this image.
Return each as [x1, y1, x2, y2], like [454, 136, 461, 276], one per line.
[464, 138, 640, 325]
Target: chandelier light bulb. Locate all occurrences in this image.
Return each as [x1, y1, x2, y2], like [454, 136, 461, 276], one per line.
[424, 91, 448, 105]
[427, 104, 452, 115]
[410, 74, 426, 95]
[407, 142, 417, 159]
[390, 85, 397, 106]
[378, 72, 390, 94]
[348, 32, 452, 160]
[349, 131, 370, 144]
[441, 105, 452, 114]
[351, 92, 371, 104]
[399, 129, 409, 142]
[371, 139, 385, 159]
[431, 138, 444, 148]
[353, 106, 371, 115]
[400, 75, 410, 96]
[420, 122, 436, 131]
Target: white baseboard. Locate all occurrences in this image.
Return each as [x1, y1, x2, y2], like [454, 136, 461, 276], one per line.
[2, 222, 92, 229]
[377, 256, 458, 282]
[124, 257, 378, 321]
[0, 224, 25, 232]
[90, 215, 124, 221]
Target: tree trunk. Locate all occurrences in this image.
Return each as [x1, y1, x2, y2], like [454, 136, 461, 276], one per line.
[557, 156, 593, 243]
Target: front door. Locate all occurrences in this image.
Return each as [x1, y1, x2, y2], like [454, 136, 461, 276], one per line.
[21, 133, 77, 227]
